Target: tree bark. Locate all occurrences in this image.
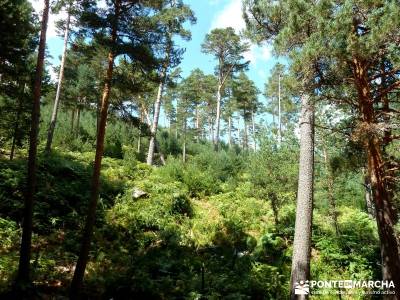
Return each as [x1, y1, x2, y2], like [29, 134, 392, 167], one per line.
[142, 105, 166, 165]
[353, 56, 400, 296]
[147, 80, 164, 165]
[69, 1, 119, 297]
[45, 8, 71, 153]
[147, 45, 170, 165]
[15, 0, 49, 288]
[290, 94, 314, 300]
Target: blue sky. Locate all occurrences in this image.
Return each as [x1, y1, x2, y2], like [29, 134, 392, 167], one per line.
[30, 0, 279, 97]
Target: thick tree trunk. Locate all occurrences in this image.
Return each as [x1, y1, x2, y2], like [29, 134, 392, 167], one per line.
[15, 0, 49, 288]
[367, 136, 400, 296]
[214, 83, 222, 150]
[353, 57, 400, 296]
[69, 1, 119, 297]
[290, 94, 314, 300]
[380, 61, 391, 152]
[45, 9, 71, 153]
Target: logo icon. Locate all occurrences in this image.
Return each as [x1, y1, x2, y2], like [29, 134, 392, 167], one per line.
[295, 280, 310, 295]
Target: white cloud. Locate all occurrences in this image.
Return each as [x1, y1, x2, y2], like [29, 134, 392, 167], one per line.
[246, 45, 272, 65]
[210, 0, 245, 32]
[210, 0, 272, 65]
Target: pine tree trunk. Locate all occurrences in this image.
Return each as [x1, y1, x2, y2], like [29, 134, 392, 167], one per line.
[367, 136, 400, 296]
[290, 94, 314, 299]
[353, 57, 400, 295]
[45, 8, 71, 153]
[15, 0, 49, 288]
[214, 83, 222, 150]
[147, 42, 171, 165]
[70, 1, 119, 296]
[147, 79, 164, 165]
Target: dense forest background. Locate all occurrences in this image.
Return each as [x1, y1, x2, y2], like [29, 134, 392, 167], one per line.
[0, 0, 399, 299]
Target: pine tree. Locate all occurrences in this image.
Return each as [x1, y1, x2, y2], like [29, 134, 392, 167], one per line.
[0, 0, 37, 158]
[15, 0, 50, 289]
[232, 72, 260, 150]
[264, 63, 297, 146]
[69, 0, 168, 295]
[201, 27, 249, 150]
[45, 0, 74, 152]
[244, 0, 400, 295]
[146, 0, 195, 165]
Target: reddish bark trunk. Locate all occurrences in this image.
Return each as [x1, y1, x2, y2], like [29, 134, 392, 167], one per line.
[70, 1, 120, 297]
[15, 0, 49, 287]
[353, 57, 400, 296]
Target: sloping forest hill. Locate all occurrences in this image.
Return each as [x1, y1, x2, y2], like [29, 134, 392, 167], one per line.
[1, 0, 400, 299]
[0, 106, 380, 299]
